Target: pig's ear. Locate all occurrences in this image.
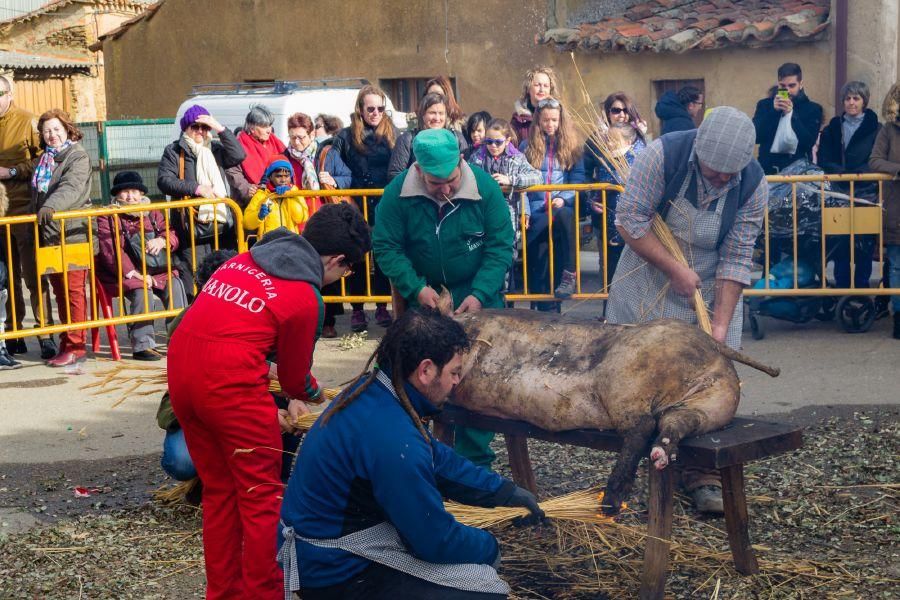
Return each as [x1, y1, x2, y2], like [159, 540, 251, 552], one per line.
[437, 286, 454, 316]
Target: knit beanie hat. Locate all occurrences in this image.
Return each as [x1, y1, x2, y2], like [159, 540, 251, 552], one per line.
[180, 105, 211, 131]
[694, 106, 755, 174]
[413, 129, 461, 179]
[263, 156, 294, 182]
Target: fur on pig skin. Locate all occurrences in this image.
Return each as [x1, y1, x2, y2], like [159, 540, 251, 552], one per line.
[451, 308, 762, 514]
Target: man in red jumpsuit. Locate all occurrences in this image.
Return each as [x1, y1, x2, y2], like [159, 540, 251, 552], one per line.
[168, 203, 371, 599]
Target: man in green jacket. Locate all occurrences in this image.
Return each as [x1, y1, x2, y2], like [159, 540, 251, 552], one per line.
[373, 128, 514, 467]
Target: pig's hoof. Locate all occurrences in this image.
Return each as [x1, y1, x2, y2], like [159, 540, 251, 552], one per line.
[650, 446, 669, 470]
[601, 499, 622, 516]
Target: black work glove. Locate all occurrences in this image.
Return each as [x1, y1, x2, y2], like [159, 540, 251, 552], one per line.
[37, 206, 54, 226]
[504, 485, 545, 527]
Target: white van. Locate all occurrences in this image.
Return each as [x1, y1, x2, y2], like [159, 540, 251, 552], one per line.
[172, 79, 408, 143]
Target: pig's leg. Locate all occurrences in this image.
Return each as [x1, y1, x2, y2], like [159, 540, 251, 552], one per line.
[603, 414, 656, 516]
[650, 408, 705, 470]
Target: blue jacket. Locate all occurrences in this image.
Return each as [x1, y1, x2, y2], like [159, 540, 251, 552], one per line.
[654, 91, 696, 136]
[519, 136, 585, 215]
[280, 371, 515, 588]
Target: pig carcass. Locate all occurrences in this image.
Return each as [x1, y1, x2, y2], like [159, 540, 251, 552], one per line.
[450, 308, 779, 514]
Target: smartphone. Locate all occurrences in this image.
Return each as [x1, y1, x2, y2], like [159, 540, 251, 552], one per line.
[777, 89, 789, 100]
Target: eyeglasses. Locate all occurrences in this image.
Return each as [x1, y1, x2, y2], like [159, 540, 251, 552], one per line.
[537, 98, 561, 109]
[608, 107, 626, 115]
[365, 106, 386, 114]
[483, 138, 506, 146]
[189, 123, 211, 132]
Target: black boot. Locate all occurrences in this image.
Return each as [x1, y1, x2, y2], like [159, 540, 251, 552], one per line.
[0, 340, 22, 370]
[894, 313, 900, 340]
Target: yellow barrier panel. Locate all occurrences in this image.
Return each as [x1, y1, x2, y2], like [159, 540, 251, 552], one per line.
[745, 172, 896, 297]
[3, 173, 900, 344]
[0, 197, 244, 343]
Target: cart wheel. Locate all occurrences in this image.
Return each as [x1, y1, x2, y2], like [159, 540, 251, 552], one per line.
[815, 297, 836, 321]
[749, 313, 765, 340]
[836, 296, 876, 333]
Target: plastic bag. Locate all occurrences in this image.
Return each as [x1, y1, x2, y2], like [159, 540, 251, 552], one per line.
[770, 112, 799, 155]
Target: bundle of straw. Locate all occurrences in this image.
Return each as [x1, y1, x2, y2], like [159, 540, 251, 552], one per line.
[293, 411, 321, 430]
[445, 488, 626, 529]
[153, 478, 199, 506]
[650, 215, 712, 333]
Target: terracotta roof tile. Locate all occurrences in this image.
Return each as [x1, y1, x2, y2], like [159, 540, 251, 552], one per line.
[542, 0, 830, 53]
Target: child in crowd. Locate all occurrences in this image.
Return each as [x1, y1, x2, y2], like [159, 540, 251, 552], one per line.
[243, 156, 309, 238]
[468, 118, 542, 290]
[462, 110, 492, 159]
[584, 92, 648, 281]
[521, 97, 585, 306]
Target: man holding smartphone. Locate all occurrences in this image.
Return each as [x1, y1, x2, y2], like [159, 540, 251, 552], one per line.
[752, 62, 824, 174]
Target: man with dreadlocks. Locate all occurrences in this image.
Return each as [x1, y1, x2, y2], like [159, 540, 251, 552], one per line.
[168, 203, 371, 600]
[279, 307, 543, 600]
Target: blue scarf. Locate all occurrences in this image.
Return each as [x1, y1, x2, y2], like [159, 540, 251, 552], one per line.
[31, 140, 73, 194]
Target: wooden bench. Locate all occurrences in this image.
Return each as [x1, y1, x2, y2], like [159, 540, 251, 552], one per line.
[432, 406, 803, 600]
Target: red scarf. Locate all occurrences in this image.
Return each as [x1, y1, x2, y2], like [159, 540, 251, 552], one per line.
[238, 131, 287, 185]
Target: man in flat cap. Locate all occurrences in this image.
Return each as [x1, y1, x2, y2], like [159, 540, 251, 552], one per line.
[605, 106, 768, 513]
[373, 128, 514, 469]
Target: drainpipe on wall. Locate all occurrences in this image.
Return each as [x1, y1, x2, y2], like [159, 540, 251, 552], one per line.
[834, 0, 848, 114]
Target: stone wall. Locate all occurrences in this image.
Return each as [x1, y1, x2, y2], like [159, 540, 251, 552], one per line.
[100, 0, 837, 137]
[1, 2, 143, 121]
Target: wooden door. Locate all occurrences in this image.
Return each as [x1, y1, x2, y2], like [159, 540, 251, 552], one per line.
[13, 77, 72, 116]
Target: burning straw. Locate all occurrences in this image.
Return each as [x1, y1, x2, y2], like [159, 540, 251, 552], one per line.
[567, 52, 712, 333]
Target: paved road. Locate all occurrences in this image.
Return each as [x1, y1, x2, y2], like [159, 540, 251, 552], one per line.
[1, 295, 896, 465]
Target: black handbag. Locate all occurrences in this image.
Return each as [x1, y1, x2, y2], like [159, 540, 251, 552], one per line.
[119, 215, 169, 274]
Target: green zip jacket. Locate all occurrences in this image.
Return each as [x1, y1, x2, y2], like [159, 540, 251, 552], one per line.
[373, 162, 514, 309]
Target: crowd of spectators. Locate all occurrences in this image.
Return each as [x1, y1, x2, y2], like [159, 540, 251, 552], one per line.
[2, 61, 900, 371]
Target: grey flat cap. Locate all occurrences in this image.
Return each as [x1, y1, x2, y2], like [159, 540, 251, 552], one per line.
[694, 106, 756, 174]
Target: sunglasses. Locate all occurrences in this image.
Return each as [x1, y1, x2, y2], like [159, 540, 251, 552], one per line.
[537, 98, 561, 109]
[189, 123, 211, 132]
[365, 106, 386, 114]
[608, 107, 626, 115]
[483, 138, 506, 146]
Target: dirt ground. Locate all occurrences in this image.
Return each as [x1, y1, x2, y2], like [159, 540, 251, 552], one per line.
[1, 403, 897, 599]
[1, 297, 898, 598]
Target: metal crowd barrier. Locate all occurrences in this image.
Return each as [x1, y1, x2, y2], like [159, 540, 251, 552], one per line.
[746, 172, 894, 297]
[2, 174, 898, 346]
[0, 198, 245, 343]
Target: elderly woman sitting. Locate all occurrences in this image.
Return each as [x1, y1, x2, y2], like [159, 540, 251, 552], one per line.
[97, 172, 187, 361]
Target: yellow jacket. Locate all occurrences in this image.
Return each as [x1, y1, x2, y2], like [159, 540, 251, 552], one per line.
[243, 187, 309, 238]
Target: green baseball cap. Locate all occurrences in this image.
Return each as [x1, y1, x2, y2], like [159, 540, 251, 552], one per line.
[413, 129, 460, 179]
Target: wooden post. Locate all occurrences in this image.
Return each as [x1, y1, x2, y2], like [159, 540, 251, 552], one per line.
[639, 466, 674, 600]
[720, 464, 760, 575]
[505, 434, 537, 495]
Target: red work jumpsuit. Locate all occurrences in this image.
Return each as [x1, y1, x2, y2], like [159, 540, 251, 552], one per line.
[168, 251, 321, 599]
